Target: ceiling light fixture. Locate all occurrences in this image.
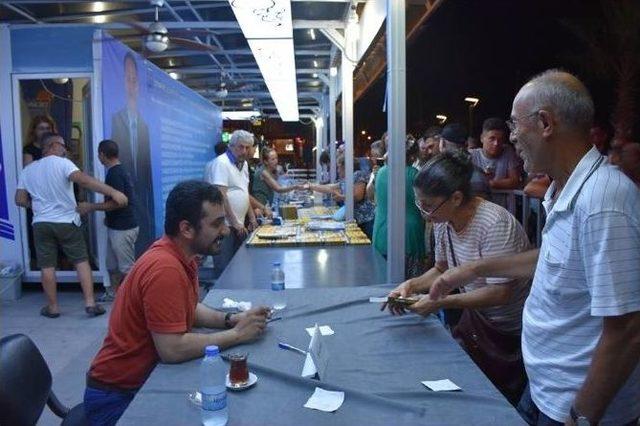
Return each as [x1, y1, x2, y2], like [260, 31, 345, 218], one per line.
[309, 29, 316, 40]
[229, 0, 298, 121]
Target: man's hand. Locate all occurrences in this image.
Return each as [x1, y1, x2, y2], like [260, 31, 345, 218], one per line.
[262, 207, 273, 219]
[231, 306, 270, 343]
[110, 190, 128, 207]
[76, 202, 94, 215]
[407, 295, 442, 317]
[429, 263, 476, 301]
[383, 279, 415, 315]
[232, 222, 248, 238]
[248, 219, 259, 232]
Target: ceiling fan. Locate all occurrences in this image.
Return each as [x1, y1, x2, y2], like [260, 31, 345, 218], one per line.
[123, 0, 219, 53]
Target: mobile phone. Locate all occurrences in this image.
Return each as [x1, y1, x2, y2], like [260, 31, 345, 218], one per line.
[387, 296, 419, 307]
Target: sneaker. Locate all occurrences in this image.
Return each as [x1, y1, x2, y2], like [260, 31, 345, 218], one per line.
[97, 288, 116, 303]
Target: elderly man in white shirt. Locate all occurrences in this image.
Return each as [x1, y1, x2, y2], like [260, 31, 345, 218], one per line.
[427, 70, 640, 426]
[204, 130, 258, 277]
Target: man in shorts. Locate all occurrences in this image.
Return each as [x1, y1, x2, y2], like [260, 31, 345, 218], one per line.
[15, 133, 128, 318]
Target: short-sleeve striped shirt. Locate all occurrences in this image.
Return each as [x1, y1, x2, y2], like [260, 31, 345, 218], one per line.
[523, 147, 640, 424]
[434, 199, 531, 333]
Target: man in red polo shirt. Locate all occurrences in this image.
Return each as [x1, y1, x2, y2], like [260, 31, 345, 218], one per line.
[84, 180, 269, 425]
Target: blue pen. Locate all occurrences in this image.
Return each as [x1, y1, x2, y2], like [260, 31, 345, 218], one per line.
[278, 342, 307, 355]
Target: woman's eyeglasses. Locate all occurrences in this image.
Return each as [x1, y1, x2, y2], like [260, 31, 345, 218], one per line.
[414, 196, 449, 217]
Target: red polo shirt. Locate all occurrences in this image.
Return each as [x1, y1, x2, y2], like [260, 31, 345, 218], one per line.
[88, 236, 199, 390]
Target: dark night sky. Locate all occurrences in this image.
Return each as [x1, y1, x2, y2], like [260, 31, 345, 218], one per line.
[355, 0, 616, 141]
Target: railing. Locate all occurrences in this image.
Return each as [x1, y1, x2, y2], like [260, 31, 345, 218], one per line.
[491, 189, 545, 248]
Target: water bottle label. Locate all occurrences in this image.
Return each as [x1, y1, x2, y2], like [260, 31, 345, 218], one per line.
[271, 282, 285, 291]
[202, 390, 227, 411]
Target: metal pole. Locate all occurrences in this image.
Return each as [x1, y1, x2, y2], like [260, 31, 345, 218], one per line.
[386, 0, 406, 284]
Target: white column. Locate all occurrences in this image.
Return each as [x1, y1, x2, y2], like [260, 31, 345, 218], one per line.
[314, 116, 323, 182]
[341, 9, 358, 222]
[386, 0, 406, 284]
[329, 72, 337, 183]
[341, 51, 355, 221]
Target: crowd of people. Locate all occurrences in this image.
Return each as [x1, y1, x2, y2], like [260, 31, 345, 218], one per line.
[12, 69, 640, 426]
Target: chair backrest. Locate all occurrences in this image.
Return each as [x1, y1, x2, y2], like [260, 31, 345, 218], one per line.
[0, 334, 53, 426]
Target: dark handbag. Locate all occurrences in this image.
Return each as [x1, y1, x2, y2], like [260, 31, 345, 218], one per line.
[446, 227, 527, 404]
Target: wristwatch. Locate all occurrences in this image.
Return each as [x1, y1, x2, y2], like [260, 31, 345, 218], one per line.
[570, 405, 591, 426]
[224, 312, 234, 329]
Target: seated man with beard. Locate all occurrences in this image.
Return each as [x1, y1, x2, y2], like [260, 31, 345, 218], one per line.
[84, 181, 270, 426]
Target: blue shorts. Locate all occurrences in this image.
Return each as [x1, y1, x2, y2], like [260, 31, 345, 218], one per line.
[83, 386, 136, 426]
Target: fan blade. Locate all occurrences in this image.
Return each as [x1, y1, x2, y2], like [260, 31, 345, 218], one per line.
[119, 20, 151, 35]
[167, 29, 218, 37]
[170, 38, 219, 52]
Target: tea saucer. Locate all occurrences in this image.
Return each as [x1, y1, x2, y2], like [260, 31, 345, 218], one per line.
[225, 372, 258, 391]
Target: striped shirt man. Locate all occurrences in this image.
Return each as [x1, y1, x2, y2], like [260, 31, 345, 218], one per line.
[434, 199, 531, 333]
[523, 147, 640, 424]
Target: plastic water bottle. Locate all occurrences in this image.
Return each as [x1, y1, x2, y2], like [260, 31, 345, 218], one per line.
[201, 345, 228, 426]
[271, 262, 286, 310]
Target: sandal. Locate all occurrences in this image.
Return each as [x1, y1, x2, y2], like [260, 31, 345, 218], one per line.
[40, 306, 60, 318]
[85, 304, 106, 317]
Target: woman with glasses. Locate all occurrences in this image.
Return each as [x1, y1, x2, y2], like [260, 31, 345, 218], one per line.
[384, 151, 531, 404]
[371, 138, 426, 278]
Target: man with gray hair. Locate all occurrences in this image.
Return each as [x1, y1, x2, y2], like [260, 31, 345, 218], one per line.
[428, 70, 640, 425]
[205, 130, 258, 277]
[15, 133, 128, 318]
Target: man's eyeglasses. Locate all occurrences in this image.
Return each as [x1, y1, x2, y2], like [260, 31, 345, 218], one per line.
[506, 111, 539, 132]
[415, 196, 449, 217]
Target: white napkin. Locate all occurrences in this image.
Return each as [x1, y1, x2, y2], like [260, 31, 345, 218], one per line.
[421, 379, 462, 392]
[221, 298, 252, 312]
[305, 325, 334, 337]
[303, 387, 345, 412]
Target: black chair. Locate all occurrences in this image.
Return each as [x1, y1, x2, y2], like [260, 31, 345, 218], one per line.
[0, 334, 89, 426]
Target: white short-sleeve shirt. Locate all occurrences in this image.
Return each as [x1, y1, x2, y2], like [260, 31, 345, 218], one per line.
[434, 199, 531, 333]
[206, 152, 249, 224]
[17, 155, 81, 225]
[523, 147, 640, 424]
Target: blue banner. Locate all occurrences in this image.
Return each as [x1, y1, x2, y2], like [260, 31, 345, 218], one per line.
[101, 35, 221, 254]
[0, 125, 15, 241]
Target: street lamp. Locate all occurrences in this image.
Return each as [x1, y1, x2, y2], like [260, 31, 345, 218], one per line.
[464, 97, 480, 134]
[436, 114, 448, 124]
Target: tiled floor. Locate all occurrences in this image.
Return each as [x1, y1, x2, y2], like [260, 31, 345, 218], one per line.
[1, 285, 112, 425]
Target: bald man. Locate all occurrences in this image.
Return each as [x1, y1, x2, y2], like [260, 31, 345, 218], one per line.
[428, 70, 640, 426]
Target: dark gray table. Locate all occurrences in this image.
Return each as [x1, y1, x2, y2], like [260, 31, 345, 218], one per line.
[214, 244, 388, 289]
[121, 287, 523, 425]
